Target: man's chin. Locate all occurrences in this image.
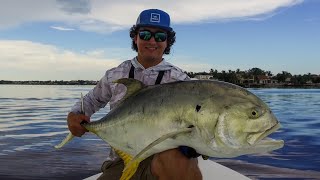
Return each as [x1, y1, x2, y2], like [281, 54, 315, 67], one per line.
[144, 56, 162, 62]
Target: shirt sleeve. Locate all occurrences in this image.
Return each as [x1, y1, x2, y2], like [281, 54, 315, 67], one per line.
[70, 72, 112, 117]
[169, 67, 191, 81]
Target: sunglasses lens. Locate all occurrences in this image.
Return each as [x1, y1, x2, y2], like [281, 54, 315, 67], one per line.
[139, 31, 152, 41]
[155, 32, 167, 42]
[138, 30, 167, 42]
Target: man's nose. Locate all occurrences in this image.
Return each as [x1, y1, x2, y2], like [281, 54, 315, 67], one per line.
[148, 36, 157, 43]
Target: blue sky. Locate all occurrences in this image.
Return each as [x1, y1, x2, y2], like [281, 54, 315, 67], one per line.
[0, 0, 319, 80]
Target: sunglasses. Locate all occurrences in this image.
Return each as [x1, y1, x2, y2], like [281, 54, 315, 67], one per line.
[138, 30, 167, 42]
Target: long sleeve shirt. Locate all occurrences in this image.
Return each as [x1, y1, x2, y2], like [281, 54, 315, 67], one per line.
[71, 57, 190, 116]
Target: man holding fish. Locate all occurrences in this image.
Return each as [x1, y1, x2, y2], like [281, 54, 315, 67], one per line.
[66, 9, 202, 180]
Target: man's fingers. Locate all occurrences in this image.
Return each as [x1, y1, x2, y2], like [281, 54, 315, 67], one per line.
[67, 113, 90, 136]
[79, 114, 90, 122]
[73, 128, 86, 137]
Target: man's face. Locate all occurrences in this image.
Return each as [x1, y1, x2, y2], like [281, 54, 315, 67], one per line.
[134, 27, 168, 61]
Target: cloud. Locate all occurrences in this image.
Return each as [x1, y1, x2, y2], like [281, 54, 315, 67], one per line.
[56, 0, 91, 15]
[50, 26, 75, 31]
[0, 0, 304, 33]
[0, 40, 241, 81]
[0, 40, 123, 80]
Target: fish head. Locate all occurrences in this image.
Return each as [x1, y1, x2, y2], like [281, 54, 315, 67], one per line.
[205, 89, 284, 157]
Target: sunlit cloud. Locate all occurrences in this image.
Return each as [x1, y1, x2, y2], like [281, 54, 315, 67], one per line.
[0, 40, 123, 80]
[50, 26, 75, 31]
[0, 40, 215, 80]
[0, 0, 304, 33]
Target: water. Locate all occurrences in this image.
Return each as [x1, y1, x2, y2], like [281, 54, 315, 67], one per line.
[0, 85, 319, 180]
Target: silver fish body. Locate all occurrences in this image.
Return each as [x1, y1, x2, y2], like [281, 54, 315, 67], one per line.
[82, 79, 284, 159]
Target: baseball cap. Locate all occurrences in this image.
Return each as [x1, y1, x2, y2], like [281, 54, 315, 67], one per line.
[136, 9, 172, 31]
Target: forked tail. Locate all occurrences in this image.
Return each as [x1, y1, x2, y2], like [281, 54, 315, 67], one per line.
[55, 93, 84, 149]
[54, 132, 74, 149]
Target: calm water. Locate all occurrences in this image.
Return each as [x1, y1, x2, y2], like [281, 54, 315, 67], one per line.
[0, 85, 319, 180]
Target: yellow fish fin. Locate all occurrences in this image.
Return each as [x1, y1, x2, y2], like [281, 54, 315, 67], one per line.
[113, 148, 133, 166]
[120, 158, 143, 180]
[112, 148, 142, 180]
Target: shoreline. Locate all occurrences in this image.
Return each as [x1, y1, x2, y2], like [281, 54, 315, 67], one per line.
[239, 83, 320, 89]
[0, 80, 98, 85]
[0, 80, 320, 89]
[1, 80, 320, 88]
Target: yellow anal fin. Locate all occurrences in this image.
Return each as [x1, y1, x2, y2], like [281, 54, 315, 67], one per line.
[113, 148, 133, 166]
[113, 148, 141, 180]
[120, 159, 141, 180]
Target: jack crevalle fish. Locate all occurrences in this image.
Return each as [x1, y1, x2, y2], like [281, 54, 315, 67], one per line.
[55, 78, 284, 180]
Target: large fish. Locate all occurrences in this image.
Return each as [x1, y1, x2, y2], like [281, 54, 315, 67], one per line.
[55, 78, 284, 180]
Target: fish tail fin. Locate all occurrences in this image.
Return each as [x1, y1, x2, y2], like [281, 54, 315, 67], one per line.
[54, 132, 74, 149]
[113, 148, 142, 180]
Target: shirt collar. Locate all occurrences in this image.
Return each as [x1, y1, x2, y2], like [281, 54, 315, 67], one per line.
[131, 57, 174, 71]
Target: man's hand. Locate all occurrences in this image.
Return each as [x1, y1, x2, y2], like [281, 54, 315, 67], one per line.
[151, 148, 202, 180]
[67, 112, 90, 137]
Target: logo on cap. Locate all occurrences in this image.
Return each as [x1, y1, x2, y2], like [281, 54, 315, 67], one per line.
[150, 13, 160, 23]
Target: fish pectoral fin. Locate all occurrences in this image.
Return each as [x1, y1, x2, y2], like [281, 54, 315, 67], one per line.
[131, 127, 194, 164]
[54, 132, 74, 149]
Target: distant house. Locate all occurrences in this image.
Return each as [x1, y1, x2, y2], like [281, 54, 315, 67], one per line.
[271, 79, 278, 84]
[306, 80, 313, 84]
[256, 75, 278, 84]
[242, 77, 255, 84]
[285, 77, 292, 83]
[194, 75, 214, 80]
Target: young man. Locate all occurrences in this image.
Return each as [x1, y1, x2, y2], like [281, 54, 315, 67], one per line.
[67, 9, 202, 180]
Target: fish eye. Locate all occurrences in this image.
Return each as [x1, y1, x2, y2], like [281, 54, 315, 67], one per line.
[249, 108, 261, 119]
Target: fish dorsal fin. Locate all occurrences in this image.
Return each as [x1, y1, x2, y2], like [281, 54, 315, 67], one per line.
[120, 127, 194, 180]
[113, 78, 145, 101]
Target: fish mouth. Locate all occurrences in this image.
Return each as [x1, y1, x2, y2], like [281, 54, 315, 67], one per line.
[247, 122, 283, 146]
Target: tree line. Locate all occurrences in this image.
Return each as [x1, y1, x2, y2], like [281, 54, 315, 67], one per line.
[185, 67, 320, 85]
[1, 67, 319, 86]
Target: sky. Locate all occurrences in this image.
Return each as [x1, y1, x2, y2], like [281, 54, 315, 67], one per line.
[0, 0, 319, 81]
